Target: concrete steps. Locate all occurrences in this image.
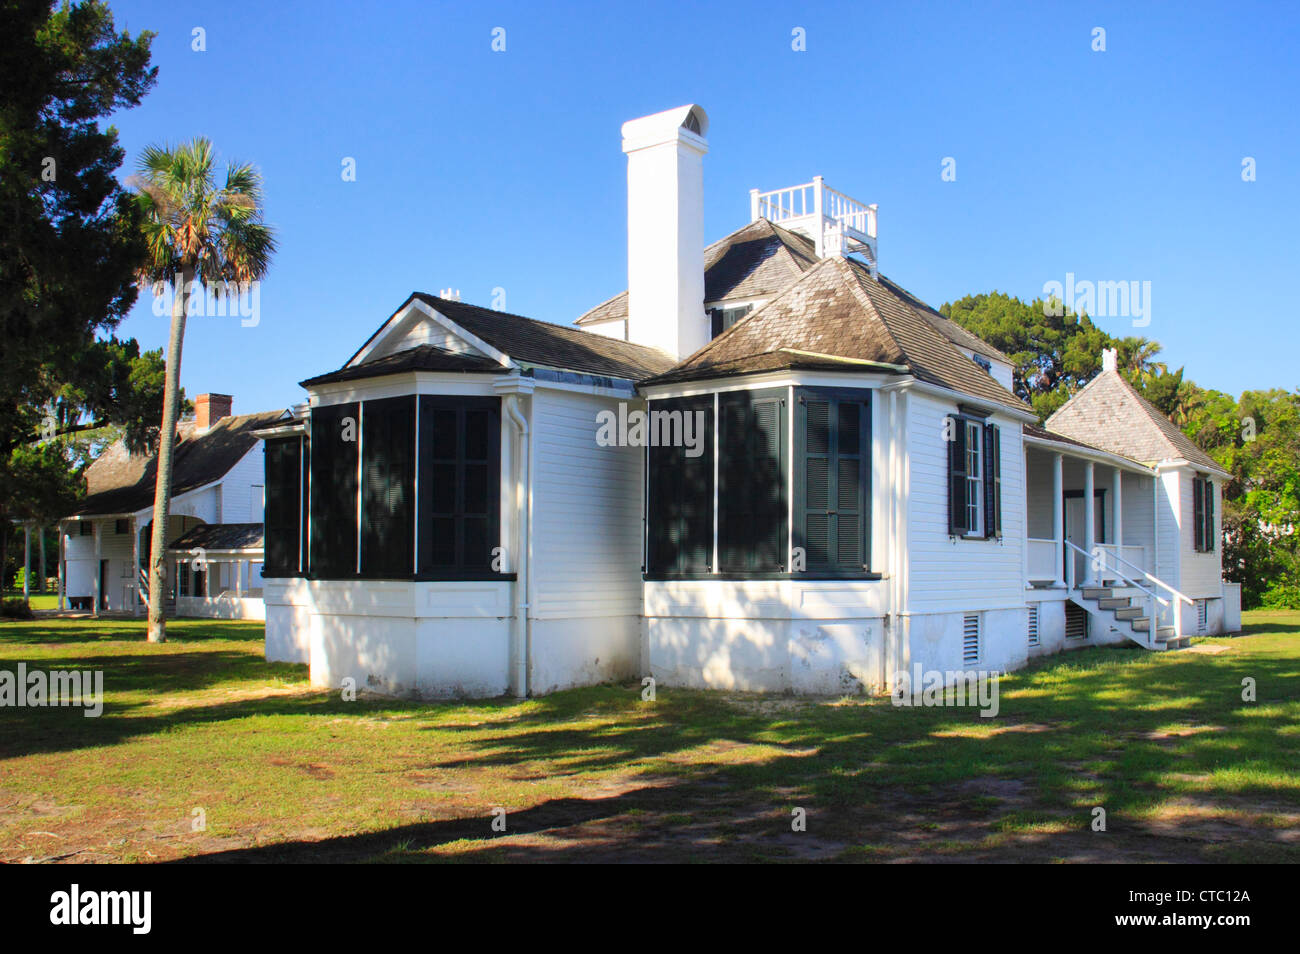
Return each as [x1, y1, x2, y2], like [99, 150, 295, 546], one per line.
[1071, 586, 1188, 651]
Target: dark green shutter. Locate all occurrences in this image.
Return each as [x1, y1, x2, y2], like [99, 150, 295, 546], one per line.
[984, 423, 1001, 539]
[719, 390, 787, 572]
[1203, 478, 1215, 552]
[948, 416, 969, 535]
[361, 396, 415, 577]
[645, 396, 714, 575]
[309, 403, 359, 577]
[1193, 476, 1205, 551]
[263, 436, 302, 576]
[417, 396, 500, 575]
[795, 390, 870, 574]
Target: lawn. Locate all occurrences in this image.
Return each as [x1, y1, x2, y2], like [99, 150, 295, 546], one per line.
[0, 611, 1297, 863]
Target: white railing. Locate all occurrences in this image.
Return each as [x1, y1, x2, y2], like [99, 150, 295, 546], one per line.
[750, 177, 878, 266]
[1063, 539, 1194, 644]
[1027, 538, 1057, 582]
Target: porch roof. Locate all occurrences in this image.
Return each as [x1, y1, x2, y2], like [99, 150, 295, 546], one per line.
[166, 522, 264, 556]
[1023, 423, 1155, 474]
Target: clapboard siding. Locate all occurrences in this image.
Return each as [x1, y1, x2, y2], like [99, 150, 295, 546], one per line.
[1178, 468, 1223, 598]
[530, 389, 643, 619]
[904, 392, 1025, 612]
[220, 444, 266, 524]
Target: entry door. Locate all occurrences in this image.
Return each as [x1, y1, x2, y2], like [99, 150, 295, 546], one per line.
[1063, 494, 1105, 584]
[98, 559, 109, 610]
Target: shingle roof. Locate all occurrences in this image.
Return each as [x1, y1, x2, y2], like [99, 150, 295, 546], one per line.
[301, 344, 503, 387]
[640, 255, 1030, 414]
[167, 522, 264, 553]
[1045, 370, 1226, 473]
[326, 294, 678, 384]
[71, 410, 287, 517]
[574, 218, 820, 327]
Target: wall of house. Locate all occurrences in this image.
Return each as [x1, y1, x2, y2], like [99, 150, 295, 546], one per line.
[1177, 467, 1224, 600]
[528, 387, 644, 693]
[901, 392, 1031, 674]
[1024, 447, 1055, 539]
[646, 579, 889, 693]
[265, 578, 513, 696]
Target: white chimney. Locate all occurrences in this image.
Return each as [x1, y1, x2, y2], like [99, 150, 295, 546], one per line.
[622, 105, 710, 359]
[1102, 347, 1118, 372]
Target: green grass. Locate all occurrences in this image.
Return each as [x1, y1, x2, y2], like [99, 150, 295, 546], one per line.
[0, 611, 1297, 863]
[2, 592, 58, 611]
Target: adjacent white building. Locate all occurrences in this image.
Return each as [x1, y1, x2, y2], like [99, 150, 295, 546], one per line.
[57, 395, 286, 620]
[260, 104, 1238, 699]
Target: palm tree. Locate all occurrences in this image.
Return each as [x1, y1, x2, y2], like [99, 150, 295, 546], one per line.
[130, 139, 275, 642]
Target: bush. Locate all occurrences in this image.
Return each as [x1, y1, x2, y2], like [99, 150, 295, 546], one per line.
[0, 598, 33, 620]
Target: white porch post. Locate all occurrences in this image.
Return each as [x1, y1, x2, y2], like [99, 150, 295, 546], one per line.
[235, 560, 244, 598]
[92, 520, 101, 616]
[38, 527, 46, 593]
[1113, 467, 1124, 562]
[131, 517, 141, 617]
[23, 525, 31, 600]
[1083, 461, 1096, 585]
[1052, 452, 1064, 586]
[57, 522, 65, 611]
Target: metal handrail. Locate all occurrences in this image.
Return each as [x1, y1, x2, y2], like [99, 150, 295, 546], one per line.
[1063, 539, 1160, 648]
[1090, 542, 1194, 607]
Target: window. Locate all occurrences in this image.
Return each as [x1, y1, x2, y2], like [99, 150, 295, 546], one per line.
[1027, 603, 1040, 648]
[417, 396, 500, 576]
[718, 390, 787, 572]
[79, 522, 93, 537]
[362, 397, 415, 577]
[1192, 475, 1215, 552]
[309, 402, 359, 577]
[948, 415, 1001, 539]
[264, 435, 305, 576]
[114, 519, 129, 535]
[962, 614, 981, 664]
[645, 395, 714, 576]
[795, 389, 871, 575]
[973, 354, 992, 374]
[708, 304, 753, 338]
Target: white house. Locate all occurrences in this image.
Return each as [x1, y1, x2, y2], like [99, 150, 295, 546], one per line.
[57, 394, 287, 620]
[260, 104, 1239, 699]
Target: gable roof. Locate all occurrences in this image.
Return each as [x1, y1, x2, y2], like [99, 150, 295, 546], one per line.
[1046, 369, 1227, 474]
[302, 344, 503, 387]
[324, 293, 677, 385]
[70, 410, 287, 518]
[640, 255, 1030, 414]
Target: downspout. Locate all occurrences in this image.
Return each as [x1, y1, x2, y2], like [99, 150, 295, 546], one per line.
[503, 395, 531, 698]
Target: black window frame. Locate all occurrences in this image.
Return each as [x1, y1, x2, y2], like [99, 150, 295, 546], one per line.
[415, 394, 504, 580]
[948, 412, 1002, 540]
[718, 388, 788, 573]
[792, 387, 873, 577]
[263, 434, 306, 577]
[644, 394, 715, 578]
[308, 402, 360, 579]
[361, 396, 416, 578]
[1193, 474, 1215, 553]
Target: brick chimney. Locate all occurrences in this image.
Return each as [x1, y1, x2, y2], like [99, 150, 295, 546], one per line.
[194, 393, 233, 431]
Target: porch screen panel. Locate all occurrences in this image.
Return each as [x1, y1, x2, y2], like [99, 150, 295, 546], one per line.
[361, 396, 415, 577]
[309, 402, 359, 577]
[645, 395, 714, 575]
[263, 435, 302, 576]
[417, 396, 501, 576]
[718, 390, 787, 572]
[795, 389, 871, 575]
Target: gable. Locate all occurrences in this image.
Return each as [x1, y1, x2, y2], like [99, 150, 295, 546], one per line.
[1046, 370, 1226, 474]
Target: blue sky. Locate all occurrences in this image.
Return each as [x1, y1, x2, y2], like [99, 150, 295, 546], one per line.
[104, 0, 1299, 414]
